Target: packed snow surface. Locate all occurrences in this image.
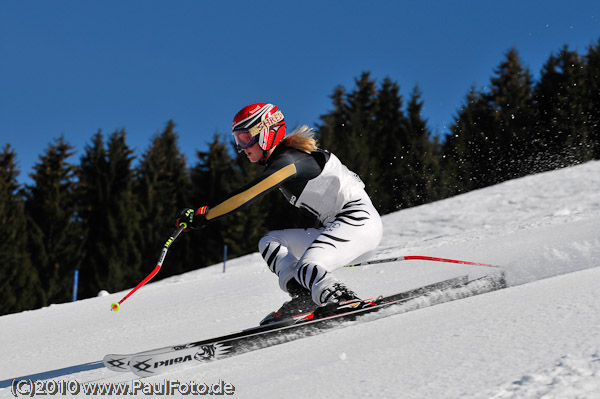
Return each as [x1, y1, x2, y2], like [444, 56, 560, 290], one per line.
[1, 161, 600, 398]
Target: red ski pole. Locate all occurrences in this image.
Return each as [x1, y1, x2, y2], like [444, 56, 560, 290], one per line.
[111, 226, 185, 311]
[345, 255, 501, 268]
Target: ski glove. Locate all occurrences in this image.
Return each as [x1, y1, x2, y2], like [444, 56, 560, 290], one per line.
[176, 206, 209, 231]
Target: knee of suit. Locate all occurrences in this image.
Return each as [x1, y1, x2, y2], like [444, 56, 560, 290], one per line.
[258, 233, 274, 254]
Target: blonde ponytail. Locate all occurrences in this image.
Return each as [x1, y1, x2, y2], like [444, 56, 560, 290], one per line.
[280, 125, 318, 153]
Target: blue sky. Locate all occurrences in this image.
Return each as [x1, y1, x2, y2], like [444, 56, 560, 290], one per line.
[1, 1, 599, 184]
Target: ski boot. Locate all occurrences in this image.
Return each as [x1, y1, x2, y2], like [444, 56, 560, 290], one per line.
[260, 280, 316, 326]
[312, 282, 375, 319]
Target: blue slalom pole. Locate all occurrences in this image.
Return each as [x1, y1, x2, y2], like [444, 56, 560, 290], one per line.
[72, 270, 79, 302]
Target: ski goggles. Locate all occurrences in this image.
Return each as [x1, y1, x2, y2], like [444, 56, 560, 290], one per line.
[232, 129, 258, 152]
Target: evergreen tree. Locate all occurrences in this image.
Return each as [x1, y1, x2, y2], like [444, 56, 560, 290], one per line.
[372, 77, 408, 212]
[77, 130, 141, 297]
[583, 39, 600, 159]
[0, 145, 42, 315]
[344, 72, 381, 199]
[24, 136, 82, 305]
[318, 85, 349, 156]
[486, 48, 536, 179]
[444, 49, 536, 191]
[134, 121, 191, 277]
[534, 46, 591, 167]
[405, 86, 443, 206]
[442, 88, 492, 193]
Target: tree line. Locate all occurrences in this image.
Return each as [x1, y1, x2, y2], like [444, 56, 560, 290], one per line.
[1, 39, 599, 315]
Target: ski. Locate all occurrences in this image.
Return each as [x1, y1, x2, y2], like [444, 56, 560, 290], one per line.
[103, 275, 466, 372]
[111, 273, 505, 377]
[103, 317, 297, 372]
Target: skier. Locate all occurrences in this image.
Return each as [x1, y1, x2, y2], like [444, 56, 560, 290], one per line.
[176, 103, 383, 324]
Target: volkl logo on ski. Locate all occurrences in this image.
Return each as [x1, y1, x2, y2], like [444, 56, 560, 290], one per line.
[155, 354, 194, 369]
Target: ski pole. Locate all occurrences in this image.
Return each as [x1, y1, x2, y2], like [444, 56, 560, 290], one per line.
[111, 226, 185, 311]
[345, 255, 501, 268]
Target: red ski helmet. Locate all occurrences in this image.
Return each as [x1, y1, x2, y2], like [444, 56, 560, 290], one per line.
[232, 103, 286, 152]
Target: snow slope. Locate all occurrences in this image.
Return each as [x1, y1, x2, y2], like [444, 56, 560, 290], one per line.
[1, 161, 599, 399]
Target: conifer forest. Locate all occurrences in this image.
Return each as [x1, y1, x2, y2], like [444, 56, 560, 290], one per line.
[1, 41, 599, 315]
